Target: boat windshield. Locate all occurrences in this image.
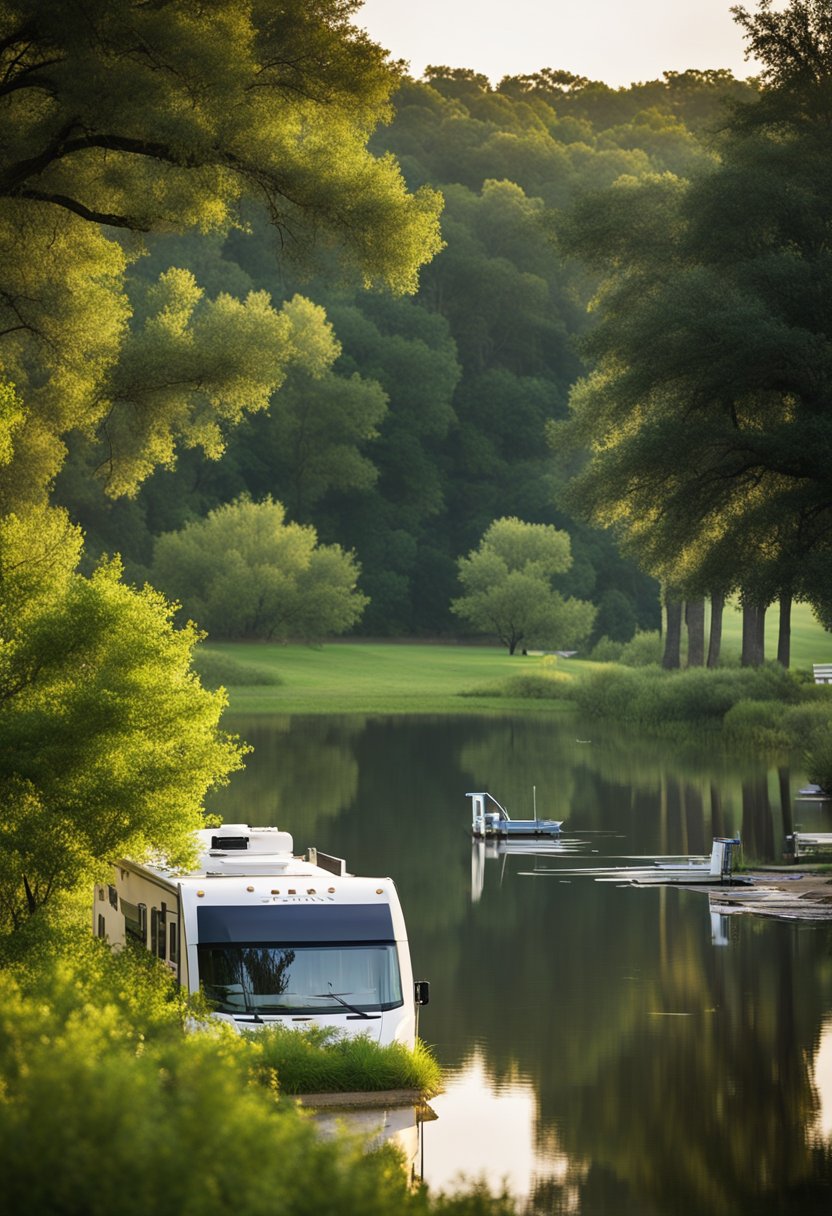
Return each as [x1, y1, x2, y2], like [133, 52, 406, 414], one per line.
[197, 942, 403, 1015]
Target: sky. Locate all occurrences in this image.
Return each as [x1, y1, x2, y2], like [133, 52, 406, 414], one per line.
[356, 0, 763, 89]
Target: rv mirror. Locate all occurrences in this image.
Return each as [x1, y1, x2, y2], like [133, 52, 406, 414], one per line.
[415, 980, 430, 1006]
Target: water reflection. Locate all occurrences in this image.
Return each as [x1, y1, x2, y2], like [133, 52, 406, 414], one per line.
[423, 1051, 584, 1206]
[217, 714, 832, 1214]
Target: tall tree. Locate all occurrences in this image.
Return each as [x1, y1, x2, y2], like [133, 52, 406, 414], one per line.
[555, 1, 832, 660]
[0, 0, 443, 507]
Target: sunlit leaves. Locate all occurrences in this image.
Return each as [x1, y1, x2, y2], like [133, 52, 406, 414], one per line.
[0, 510, 245, 933]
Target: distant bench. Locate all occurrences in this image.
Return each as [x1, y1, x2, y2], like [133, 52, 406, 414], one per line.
[813, 664, 832, 684]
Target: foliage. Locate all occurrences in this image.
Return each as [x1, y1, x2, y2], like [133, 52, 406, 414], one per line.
[805, 728, 832, 794]
[592, 589, 638, 644]
[152, 496, 367, 640]
[619, 631, 664, 667]
[460, 671, 574, 700]
[563, 663, 805, 726]
[56, 63, 748, 637]
[0, 0, 442, 507]
[589, 637, 625, 662]
[452, 517, 596, 654]
[555, 1, 832, 632]
[721, 699, 791, 748]
[0, 506, 245, 933]
[250, 1024, 442, 1096]
[0, 936, 512, 1216]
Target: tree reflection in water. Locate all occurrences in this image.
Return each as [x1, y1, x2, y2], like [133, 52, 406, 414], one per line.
[218, 712, 832, 1213]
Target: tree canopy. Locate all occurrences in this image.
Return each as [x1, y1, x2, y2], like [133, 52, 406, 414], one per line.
[0, 0, 443, 506]
[554, 0, 832, 649]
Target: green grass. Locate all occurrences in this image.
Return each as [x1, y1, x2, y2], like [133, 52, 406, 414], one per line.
[204, 641, 580, 715]
[716, 599, 832, 667]
[202, 603, 832, 717]
[249, 1025, 442, 1097]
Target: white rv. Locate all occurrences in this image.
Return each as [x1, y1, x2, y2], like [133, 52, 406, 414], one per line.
[94, 823, 428, 1047]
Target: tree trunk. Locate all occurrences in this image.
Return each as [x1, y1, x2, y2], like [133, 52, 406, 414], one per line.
[685, 598, 705, 667]
[707, 590, 724, 668]
[741, 601, 766, 667]
[777, 589, 792, 668]
[662, 598, 683, 669]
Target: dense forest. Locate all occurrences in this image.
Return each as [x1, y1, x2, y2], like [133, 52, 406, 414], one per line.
[57, 58, 758, 640]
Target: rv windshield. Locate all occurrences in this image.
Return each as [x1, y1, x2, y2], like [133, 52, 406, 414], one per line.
[197, 943, 403, 1015]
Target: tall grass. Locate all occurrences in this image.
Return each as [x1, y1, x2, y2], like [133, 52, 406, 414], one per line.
[250, 1024, 442, 1096]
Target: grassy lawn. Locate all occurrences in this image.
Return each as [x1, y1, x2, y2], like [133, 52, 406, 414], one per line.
[202, 603, 832, 717]
[202, 640, 581, 716]
[719, 599, 832, 667]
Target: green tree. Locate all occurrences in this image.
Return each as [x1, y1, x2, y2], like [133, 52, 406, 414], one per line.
[451, 517, 595, 653]
[555, 1, 832, 662]
[0, 0, 443, 507]
[0, 2, 444, 935]
[151, 497, 367, 640]
[0, 504, 244, 933]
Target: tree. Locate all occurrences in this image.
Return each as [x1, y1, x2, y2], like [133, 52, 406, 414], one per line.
[555, 1, 832, 662]
[151, 497, 367, 640]
[0, 504, 245, 933]
[0, 0, 443, 507]
[0, 3, 441, 934]
[451, 517, 595, 654]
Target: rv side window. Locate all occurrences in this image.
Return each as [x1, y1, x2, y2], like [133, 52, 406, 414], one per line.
[157, 905, 167, 960]
[169, 922, 178, 965]
[122, 900, 147, 946]
[150, 907, 167, 958]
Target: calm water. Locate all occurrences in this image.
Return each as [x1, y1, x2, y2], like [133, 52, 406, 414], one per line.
[216, 714, 832, 1215]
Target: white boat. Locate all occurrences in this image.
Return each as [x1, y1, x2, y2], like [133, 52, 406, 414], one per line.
[468, 791, 563, 839]
[94, 823, 429, 1046]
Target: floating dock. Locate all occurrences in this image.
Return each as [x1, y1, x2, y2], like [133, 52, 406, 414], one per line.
[468, 791, 563, 839]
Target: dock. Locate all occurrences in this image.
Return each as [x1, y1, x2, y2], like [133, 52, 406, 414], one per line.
[467, 791, 563, 839]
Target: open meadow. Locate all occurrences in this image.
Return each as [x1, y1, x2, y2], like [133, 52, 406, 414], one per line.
[200, 600, 832, 717]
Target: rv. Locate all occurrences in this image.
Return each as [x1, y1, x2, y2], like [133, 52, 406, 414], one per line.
[94, 823, 429, 1047]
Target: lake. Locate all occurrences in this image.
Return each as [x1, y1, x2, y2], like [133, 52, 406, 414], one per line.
[217, 713, 832, 1215]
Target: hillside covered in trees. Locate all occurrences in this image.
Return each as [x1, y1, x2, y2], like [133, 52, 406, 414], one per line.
[59, 59, 757, 640]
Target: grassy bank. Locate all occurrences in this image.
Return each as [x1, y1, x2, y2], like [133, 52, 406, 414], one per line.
[200, 603, 832, 721]
[202, 640, 580, 715]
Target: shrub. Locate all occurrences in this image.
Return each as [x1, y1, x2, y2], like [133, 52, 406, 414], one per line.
[805, 727, 832, 793]
[192, 648, 282, 689]
[589, 636, 624, 662]
[0, 941, 509, 1216]
[459, 671, 573, 700]
[780, 702, 832, 746]
[567, 663, 805, 727]
[723, 700, 789, 748]
[618, 631, 663, 667]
